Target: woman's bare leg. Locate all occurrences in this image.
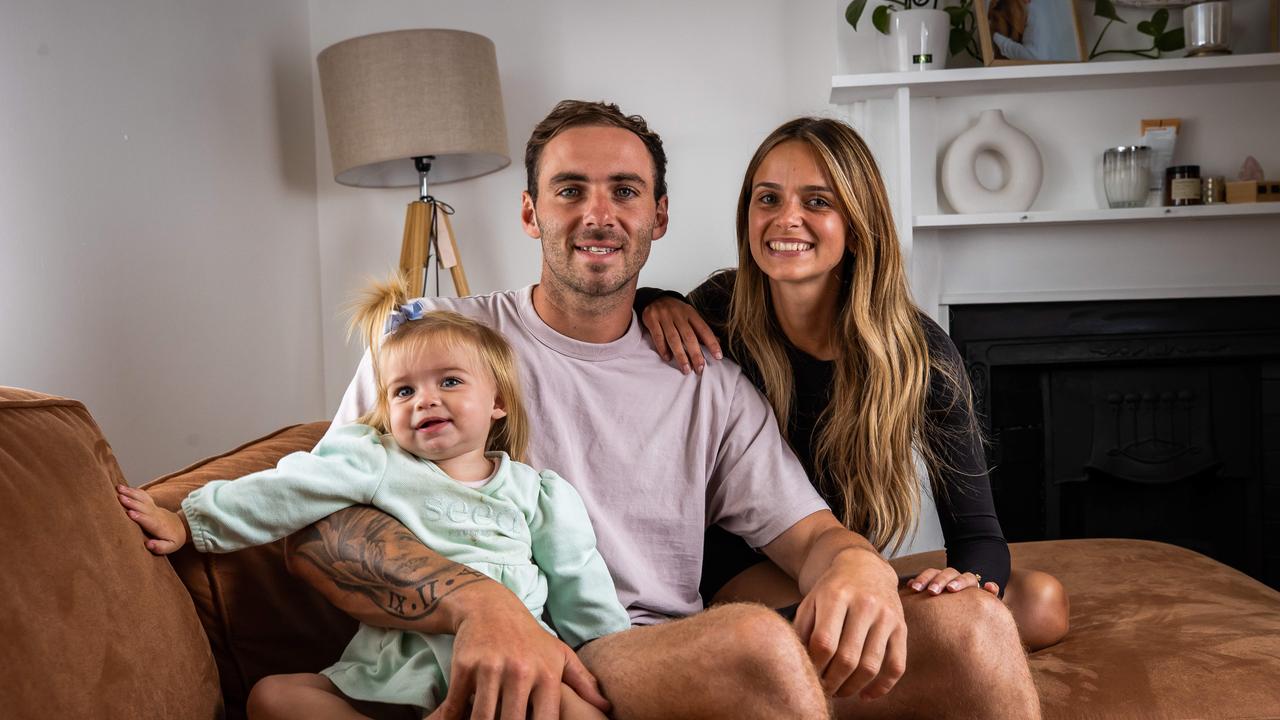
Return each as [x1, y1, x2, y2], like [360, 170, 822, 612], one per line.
[1003, 568, 1070, 651]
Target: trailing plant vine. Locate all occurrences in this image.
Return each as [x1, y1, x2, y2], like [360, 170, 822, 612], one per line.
[1089, 0, 1185, 59]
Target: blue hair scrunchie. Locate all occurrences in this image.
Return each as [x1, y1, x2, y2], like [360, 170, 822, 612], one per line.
[383, 300, 425, 335]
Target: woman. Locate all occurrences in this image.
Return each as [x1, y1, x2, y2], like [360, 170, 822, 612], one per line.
[637, 117, 1069, 650]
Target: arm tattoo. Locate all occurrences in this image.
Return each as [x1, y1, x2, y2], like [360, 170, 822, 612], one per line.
[289, 506, 488, 622]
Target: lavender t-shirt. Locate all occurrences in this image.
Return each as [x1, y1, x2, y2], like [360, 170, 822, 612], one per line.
[332, 286, 827, 625]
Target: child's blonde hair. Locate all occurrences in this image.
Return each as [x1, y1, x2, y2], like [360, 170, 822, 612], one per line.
[347, 274, 529, 462]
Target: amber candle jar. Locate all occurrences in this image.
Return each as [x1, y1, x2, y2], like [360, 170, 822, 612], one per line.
[1165, 165, 1202, 206]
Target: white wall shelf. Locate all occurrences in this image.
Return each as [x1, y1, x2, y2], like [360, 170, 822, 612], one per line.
[915, 202, 1280, 229]
[831, 52, 1280, 102]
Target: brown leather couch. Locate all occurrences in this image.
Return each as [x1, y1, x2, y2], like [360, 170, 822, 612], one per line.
[3, 386, 1279, 719]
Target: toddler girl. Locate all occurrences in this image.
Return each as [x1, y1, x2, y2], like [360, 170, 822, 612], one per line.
[117, 277, 630, 719]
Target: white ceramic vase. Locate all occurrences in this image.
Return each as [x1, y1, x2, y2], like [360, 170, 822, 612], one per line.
[941, 109, 1043, 214]
[887, 9, 950, 71]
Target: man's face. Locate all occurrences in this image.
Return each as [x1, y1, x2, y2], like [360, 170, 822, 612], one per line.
[522, 125, 669, 303]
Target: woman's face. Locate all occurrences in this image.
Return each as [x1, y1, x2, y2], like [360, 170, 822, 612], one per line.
[746, 140, 849, 288]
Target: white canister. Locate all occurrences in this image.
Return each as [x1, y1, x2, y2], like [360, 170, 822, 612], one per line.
[887, 9, 950, 72]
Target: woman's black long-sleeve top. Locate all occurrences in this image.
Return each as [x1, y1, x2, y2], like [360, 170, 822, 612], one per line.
[636, 270, 1010, 601]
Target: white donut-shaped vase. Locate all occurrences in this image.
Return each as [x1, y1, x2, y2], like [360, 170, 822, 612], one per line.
[941, 109, 1043, 214]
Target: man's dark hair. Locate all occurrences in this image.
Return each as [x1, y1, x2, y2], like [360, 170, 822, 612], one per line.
[524, 100, 667, 204]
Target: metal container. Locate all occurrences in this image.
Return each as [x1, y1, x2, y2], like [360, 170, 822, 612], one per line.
[1202, 176, 1227, 204]
[1183, 1, 1232, 56]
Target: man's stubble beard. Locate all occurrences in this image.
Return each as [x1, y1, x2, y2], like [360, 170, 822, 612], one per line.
[539, 220, 654, 308]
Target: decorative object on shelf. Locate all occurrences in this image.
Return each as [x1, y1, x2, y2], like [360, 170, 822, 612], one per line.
[1103, 146, 1153, 208]
[1140, 118, 1180, 201]
[974, 0, 1085, 65]
[941, 109, 1043, 213]
[1227, 157, 1276, 203]
[1088, 0, 1186, 59]
[1165, 165, 1202, 206]
[1202, 176, 1227, 204]
[1183, 1, 1232, 56]
[845, 0, 983, 67]
[890, 8, 953, 69]
[317, 29, 510, 298]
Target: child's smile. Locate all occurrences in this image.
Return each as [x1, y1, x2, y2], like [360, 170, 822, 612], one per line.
[382, 344, 507, 481]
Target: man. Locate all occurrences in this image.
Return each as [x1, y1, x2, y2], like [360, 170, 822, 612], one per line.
[288, 100, 1039, 720]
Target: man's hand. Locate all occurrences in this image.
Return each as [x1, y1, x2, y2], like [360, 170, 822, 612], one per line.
[764, 512, 907, 702]
[285, 507, 610, 719]
[792, 545, 906, 701]
[427, 584, 611, 720]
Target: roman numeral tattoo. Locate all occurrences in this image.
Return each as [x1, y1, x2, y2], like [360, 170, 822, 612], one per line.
[288, 506, 487, 621]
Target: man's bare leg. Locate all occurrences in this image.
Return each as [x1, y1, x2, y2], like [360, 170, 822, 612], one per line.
[578, 603, 830, 720]
[715, 562, 1039, 720]
[833, 588, 1038, 719]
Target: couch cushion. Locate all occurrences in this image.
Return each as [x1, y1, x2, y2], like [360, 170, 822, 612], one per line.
[145, 420, 356, 719]
[0, 386, 221, 718]
[891, 538, 1280, 719]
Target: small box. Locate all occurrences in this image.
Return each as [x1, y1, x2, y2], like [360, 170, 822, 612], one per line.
[1228, 180, 1280, 203]
[1261, 180, 1280, 203]
[1226, 180, 1259, 203]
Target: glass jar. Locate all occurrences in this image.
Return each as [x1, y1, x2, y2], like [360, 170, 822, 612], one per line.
[1102, 146, 1152, 208]
[1165, 165, 1202, 206]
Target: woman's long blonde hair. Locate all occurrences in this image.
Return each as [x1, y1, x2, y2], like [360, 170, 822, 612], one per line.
[728, 118, 977, 554]
[347, 274, 529, 462]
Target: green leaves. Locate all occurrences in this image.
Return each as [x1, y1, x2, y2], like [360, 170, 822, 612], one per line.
[1094, 0, 1125, 23]
[1089, 2, 1185, 59]
[872, 4, 894, 34]
[846, 0, 870, 30]
[1155, 26, 1185, 52]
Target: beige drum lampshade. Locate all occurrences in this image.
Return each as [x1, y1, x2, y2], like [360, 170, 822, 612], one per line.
[317, 29, 510, 187]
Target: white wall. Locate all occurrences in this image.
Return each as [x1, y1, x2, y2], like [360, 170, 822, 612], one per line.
[0, 0, 324, 483]
[309, 0, 840, 407]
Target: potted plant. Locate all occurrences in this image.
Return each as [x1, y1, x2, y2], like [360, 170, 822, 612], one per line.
[846, 0, 981, 71]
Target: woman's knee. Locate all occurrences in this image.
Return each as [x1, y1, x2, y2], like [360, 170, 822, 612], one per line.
[1007, 569, 1070, 650]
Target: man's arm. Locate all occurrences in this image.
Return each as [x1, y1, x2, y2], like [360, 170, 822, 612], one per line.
[762, 510, 907, 702]
[284, 506, 612, 719]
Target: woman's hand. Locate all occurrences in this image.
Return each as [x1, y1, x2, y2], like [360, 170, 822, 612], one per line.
[116, 485, 188, 554]
[907, 567, 1000, 596]
[640, 297, 721, 375]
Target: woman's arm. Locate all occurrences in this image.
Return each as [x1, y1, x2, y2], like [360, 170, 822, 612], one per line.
[918, 316, 1011, 595]
[635, 270, 736, 374]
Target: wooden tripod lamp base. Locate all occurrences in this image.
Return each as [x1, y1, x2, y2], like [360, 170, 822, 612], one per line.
[399, 199, 469, 299]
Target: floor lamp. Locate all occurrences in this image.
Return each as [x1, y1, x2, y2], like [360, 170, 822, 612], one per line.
[317, 29, 510, 298]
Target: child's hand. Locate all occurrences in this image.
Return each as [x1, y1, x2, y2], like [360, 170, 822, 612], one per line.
[116, 485, 188, 555]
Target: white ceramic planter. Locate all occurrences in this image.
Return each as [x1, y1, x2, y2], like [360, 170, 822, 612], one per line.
[941, 109, 1043, 214]
[888, 9, 950, 72]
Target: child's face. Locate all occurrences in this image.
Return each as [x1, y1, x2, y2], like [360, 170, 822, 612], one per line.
[383, 344, 507, 465]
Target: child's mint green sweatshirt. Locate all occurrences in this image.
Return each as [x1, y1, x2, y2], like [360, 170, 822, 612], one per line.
[181, 423, 630, 711]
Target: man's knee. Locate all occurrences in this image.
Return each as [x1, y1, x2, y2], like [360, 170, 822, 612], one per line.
[908, 588, 1021, 664]
[707, 603, 809, 675]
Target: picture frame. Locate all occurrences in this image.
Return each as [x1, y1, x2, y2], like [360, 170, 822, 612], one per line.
[975, 0, 1086, 66]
